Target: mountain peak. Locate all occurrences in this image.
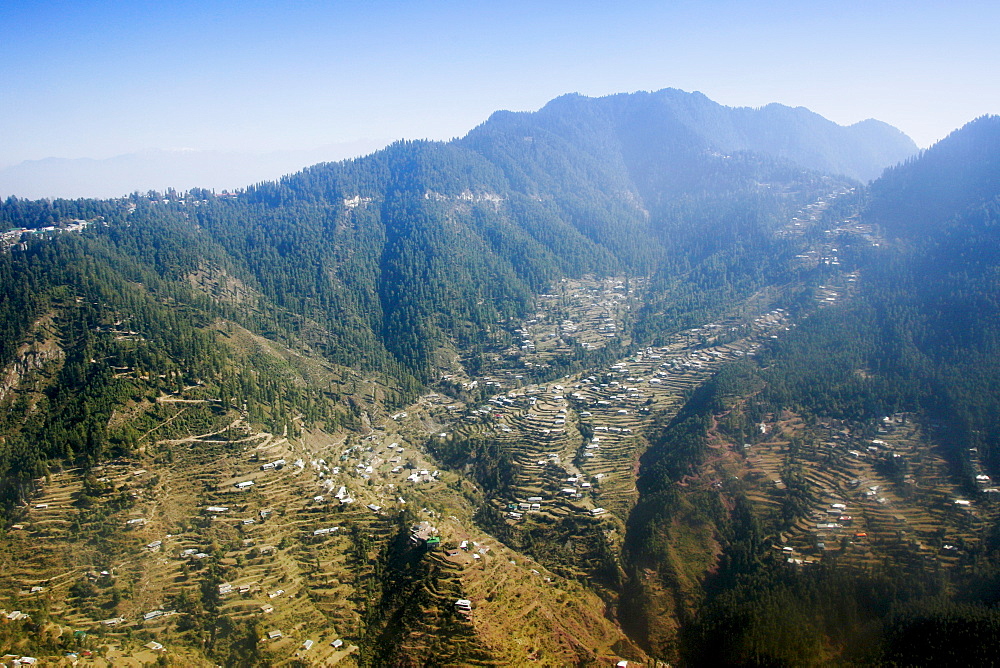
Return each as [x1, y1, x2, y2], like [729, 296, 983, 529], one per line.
[472, 88, 917, 182]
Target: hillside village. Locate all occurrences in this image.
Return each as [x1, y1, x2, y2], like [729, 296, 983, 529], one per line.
[0, 186, 996, 666]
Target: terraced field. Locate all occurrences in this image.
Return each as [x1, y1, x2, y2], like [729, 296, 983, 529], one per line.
[432, 271, 800, 591]
[734, 413, 997, 570]
[3, 186, 988, 665]
[0, 373, 640, 665]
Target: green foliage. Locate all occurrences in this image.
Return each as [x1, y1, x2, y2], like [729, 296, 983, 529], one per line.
[868, 115, 1000, 238]
[426, 433, 515, 497]
[875, 600, 1000, 666]
[0, 92, 981, 665]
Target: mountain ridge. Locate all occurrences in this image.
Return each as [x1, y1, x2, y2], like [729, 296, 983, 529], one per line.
[484, 88, 917, 182]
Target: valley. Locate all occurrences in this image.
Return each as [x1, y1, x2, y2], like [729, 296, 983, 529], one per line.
[0, 94, 998, 667]
[2, 184, 991, 667]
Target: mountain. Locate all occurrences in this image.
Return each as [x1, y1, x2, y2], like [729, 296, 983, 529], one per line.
[862, 116, 1000, 471]
[182, 88, 915, 378]
[475, 89, 916, 183]
[623, 114, 1000, 665]
[5, 89, 997, 667]
[868, 114, 1000, 236]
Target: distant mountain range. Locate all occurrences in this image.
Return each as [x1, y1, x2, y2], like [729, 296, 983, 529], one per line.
[2, 89, 917, 201]
[0, 140, 389, 200]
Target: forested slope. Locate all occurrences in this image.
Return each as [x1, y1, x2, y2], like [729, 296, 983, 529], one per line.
[2, 89, 912, 388]
[620, 115, 1000, 665]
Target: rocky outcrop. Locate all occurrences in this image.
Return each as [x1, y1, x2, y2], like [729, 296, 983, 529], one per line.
[0, 340, 64, 403]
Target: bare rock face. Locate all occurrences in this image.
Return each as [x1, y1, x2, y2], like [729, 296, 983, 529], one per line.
[0, 336, 64, 403]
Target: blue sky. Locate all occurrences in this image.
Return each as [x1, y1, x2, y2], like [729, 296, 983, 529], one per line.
[2, 0, 998, 168]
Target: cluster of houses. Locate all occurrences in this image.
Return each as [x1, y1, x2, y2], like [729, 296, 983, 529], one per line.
[459, 324, 775, 524]
[501, 278, 638, 367]
[1, 219, 94, 252]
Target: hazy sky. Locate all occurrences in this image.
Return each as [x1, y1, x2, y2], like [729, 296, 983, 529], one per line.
[3, 0, 998, 168]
